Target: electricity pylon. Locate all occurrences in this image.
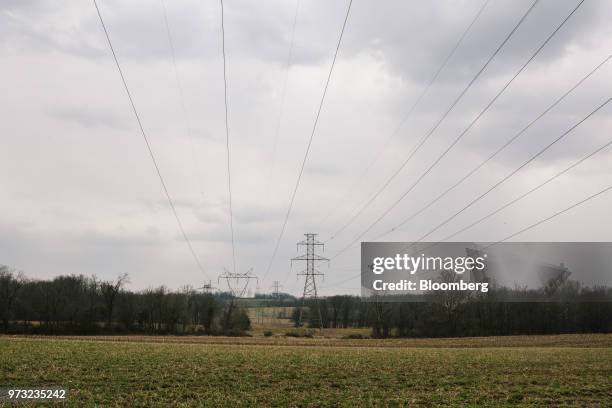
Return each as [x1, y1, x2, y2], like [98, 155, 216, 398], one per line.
[291, 233, 329, 329]
[272, 280, 282, 298]
[218, 267, 258, 331]
[218, 267, 258, 298]
[271, 280, 283, 325]
[199, 280, 217, 294]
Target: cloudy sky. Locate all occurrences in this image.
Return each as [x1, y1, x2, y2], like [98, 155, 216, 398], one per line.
[1, 0, 611, 295]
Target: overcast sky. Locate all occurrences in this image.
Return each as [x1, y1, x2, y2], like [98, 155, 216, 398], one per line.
[1, 0, 611, 295]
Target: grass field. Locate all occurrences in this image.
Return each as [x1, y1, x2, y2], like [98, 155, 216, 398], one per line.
[2, 334, 611, 407]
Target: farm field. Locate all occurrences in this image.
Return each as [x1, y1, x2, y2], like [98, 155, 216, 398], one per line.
[1, 334, 611, 407]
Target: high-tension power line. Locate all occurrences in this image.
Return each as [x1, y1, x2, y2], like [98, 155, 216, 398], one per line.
[440, 131, 612, 244]
[325, 83, 606, 284]
[324, 183, 612, 291]
[407, 94, 612, 247]
[371, 52, 611, 242]
[220, 0, 238, 274]
[326, 0, 540, 245]
[383, 104, 612, 258]
[318, 0, 492, 227]
[92, 0, 207, 277]
[487, 185, 612, 245]
[330, 0, 548, 258]
[159, 0, 205, 197]
[336, 0, 587, 252]
[266, 0, 301, 197]
[263, 0, 353, 281]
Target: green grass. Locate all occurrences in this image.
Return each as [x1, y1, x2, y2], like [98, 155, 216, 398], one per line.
[1, 336, 611, 407]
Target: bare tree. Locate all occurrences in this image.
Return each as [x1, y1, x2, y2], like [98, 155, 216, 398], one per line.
[370, 291, 393, 338]
[100, 273, 129, 330]
[433, 270, 471, 335]
[0, 265, 25, 332]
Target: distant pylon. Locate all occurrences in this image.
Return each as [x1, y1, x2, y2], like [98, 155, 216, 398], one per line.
[199, 280, 217, 294]
[218, 267, 258, 331]
[198, 280, 217, 295]
[291, 233, 329, 329]
[271, 280, 283, 326]
[272, 280, 283, 298]
[218, 267, 258, 298]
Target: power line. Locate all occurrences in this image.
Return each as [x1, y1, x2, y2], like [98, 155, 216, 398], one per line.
[487, 185, 612, 245]
[325, 109, 612, 289]
[93, 0, 206, 276]
[220, 0, 238, 274]
[326, 0, 540, 244]
[408, 94, 612, 246]
[372, 50, 610, 242]
[330, 0, 543, 257]
[440, 131, 612, 243]
[267, 0, 301, 197]
[322, 271, 360, 290]
[262, 0, 353, 281]
[159, 0, 205, 197]
[322, 181, 612, 290]
[318, 0, 492, 227]
[389, 105, 612, 256]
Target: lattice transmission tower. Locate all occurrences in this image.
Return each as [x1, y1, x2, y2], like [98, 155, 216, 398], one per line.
[272, 280, 283, 298]
[217, 267, 258, 331]
[199, 280, 217, 295]
[270, 280, 284, 325]
[291, 233, 329, 328]
[218, 267, 258, 298]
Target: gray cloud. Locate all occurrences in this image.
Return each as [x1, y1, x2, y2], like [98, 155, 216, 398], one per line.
[51, 106, 129, 129]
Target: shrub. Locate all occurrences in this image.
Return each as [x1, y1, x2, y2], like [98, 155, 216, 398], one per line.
[342, 333, 368, 339]
[285, 329, 314, 338]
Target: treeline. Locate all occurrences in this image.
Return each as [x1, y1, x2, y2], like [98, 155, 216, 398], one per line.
[0, 266, 250, 335]
[292, 296, 371, 329]
[294, 287, 612, 338]
[3, 265, 612, 338]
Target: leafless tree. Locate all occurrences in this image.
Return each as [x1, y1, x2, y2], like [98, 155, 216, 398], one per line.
[100, 273, 129, 329]
[0, 265, 25, 332]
